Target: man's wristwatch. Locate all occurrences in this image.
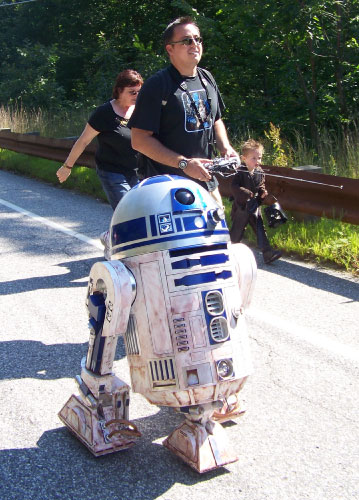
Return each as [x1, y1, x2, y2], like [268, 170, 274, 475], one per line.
[178, 159, 188, 170]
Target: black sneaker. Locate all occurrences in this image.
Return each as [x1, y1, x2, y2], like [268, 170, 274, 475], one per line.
[263, 249, 282, 264]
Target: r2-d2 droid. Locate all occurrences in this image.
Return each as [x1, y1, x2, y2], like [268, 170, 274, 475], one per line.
[59, 175, 257, 473]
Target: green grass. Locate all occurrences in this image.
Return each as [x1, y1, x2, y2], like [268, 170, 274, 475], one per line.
[0, 148, 107, 202]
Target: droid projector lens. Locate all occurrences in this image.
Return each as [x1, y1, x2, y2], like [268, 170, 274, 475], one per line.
[174, 188, 195, 205]
[217, 359, 234, 379]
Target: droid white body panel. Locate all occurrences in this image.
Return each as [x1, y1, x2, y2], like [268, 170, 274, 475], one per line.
[59, 175, 257, 472]
[123, 245, 253, 408]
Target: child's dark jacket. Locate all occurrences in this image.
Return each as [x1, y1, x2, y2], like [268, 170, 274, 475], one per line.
[231, 165, 266, 208]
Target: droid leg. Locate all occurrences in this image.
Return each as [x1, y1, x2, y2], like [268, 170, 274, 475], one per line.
[163, 403, 238, 473]
[212, 393, 247, 423]
[59, 261, 140, 457]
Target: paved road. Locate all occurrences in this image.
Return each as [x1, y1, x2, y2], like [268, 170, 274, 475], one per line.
[0, 169, 358, 500]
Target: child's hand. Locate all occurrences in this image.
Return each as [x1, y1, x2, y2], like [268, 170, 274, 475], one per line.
[260, 189, 268, 199]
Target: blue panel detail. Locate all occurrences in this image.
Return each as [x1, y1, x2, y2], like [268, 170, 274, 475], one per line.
[172, 253, 229, 269]
[91, 336, 106, 373]
[183, 216, 206, 231]
[112, 217, 147, 244]
[201, 254, 229, 265]
[87, 314, 106, 373]
[113, 229, 229, 252]
[174, 270, 232, 287]
[158, 213, 174, 234]
[175, 218, 183, 232]
[88, 317, 102, 335]
[150, 215, 157, 236]
[221, 219, 227, 228]
[169, 243, 228, 257]
[88, 294, 106, 324]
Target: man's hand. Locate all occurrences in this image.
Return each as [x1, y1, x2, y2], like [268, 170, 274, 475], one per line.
[221, 145, 240, 162]
[184, 158, 212, 181]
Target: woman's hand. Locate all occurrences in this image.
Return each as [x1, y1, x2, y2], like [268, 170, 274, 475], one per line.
[56, 165, 72, 183]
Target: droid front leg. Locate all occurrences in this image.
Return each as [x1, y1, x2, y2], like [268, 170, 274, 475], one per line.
[59, 260, 141, 456]
[163, 403, 239, 473]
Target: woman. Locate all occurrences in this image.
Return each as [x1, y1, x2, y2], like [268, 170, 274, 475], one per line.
[56, 69, 143, 258]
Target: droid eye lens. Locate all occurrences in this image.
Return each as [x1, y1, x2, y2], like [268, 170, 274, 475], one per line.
[174, 188, 195, 205]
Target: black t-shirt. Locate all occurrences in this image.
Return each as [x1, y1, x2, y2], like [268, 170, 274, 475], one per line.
[128, 65, 223, 179]
[88, 101, 137, 175]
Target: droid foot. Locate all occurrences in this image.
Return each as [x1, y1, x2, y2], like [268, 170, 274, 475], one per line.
[59, 395, 140, 457]
[163, 419, 238, 473]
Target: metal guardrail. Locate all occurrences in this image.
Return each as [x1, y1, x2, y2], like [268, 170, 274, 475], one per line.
[0, 129, 96, 168]
[219, 166, 358, 225]
[0, 129, 358, 225]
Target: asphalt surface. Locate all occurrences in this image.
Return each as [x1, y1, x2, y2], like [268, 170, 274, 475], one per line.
[0, 169, 358, 500]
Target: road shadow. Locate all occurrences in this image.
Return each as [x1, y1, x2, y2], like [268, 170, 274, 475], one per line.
[0, 407, 230, 500]
[252, 249, 359, 303]
[0, 257, 99, 296]
[0, 336, 127, 380]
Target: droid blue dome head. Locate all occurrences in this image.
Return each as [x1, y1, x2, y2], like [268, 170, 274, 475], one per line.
[110, 175, 229, 259]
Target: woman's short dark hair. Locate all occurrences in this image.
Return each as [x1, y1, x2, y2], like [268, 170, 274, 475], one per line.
[112, 69, 143, 99]
[162, 16, 199, 47]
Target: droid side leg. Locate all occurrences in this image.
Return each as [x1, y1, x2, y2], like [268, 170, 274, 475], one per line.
[59, 261, 141, 457]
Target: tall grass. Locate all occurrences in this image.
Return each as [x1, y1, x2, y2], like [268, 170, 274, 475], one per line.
[288, 127, 359, 178]
[0, 105, 92, 138]
[1, 105, 359, 178]
[231, 121, 359, 179]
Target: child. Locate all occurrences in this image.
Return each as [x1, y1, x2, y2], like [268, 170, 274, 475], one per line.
[230, 139, 282, 264]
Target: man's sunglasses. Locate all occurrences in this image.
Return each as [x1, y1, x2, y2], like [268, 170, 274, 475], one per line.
[169, 36, 203, 46]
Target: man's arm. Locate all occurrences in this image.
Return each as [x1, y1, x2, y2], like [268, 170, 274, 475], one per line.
[213, 119, 239, 159]
[131, 128, 212, 181]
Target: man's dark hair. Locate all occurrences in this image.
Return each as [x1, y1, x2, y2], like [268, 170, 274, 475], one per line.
[162, 16, 199, 46]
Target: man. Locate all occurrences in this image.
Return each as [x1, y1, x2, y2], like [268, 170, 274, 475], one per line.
[129, 17, 245, 420]
[129, 16, 238, 197]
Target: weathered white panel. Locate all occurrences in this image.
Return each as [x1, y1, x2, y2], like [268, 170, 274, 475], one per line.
[140, 261, 173, 355]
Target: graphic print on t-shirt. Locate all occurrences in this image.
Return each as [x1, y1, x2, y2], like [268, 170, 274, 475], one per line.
[114, 115, 129, 134]
[182, 89, 212, 133]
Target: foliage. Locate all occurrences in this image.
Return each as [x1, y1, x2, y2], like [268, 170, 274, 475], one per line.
[264, 123, 291, 167]
[0, 0, 358, 146]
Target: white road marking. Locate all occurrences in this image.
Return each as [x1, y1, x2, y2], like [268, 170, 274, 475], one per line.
[0, 197, 103, 250]
[247, 308, 359, 363]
